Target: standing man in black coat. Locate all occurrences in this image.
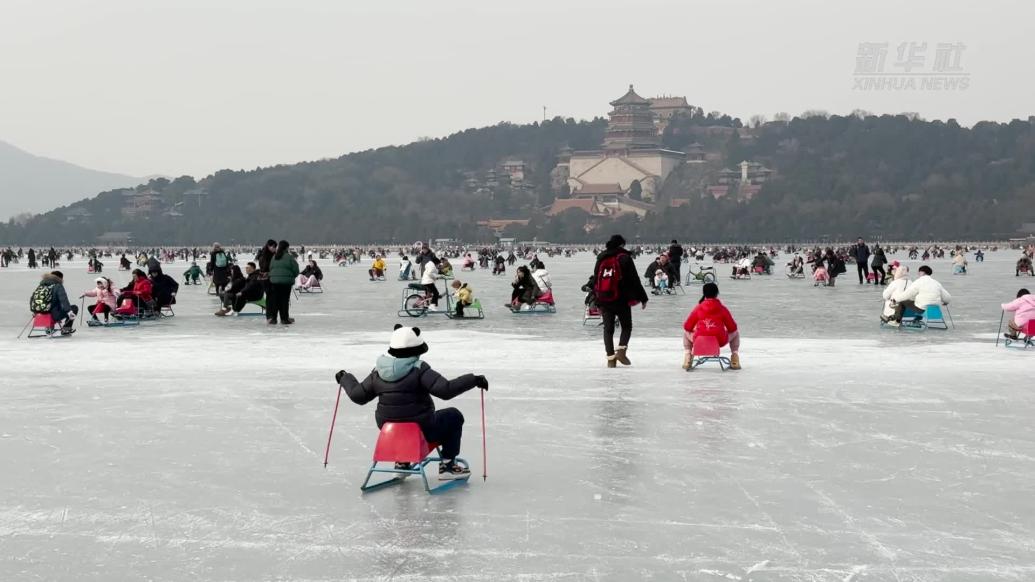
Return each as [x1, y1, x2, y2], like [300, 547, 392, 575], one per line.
[593, 234, 649, 368]
[852, 238, 871, 284]
[668, 239, 685, 284]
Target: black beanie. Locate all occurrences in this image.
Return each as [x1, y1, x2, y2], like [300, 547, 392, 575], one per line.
[605, 234, 626, 249]
[51, 271, 64, 279]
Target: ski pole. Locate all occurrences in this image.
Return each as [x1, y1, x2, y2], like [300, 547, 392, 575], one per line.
[78, 297, 85, 327]
[946, 305, 955, 329]
[323, 386, 343, 467]
[996, 310, 1004, 347]
[480, 388, 487, 482]
[16, 316, 33, 339]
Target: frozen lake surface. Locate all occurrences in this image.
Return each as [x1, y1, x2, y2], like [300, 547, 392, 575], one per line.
[1, 251, 1033, 581]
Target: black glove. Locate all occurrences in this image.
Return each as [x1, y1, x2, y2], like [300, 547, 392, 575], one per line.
[335, 370, 346, 384]
[474, 375, 489, 390]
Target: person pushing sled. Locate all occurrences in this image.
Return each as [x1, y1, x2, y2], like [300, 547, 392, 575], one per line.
[336, 325, 489, 481]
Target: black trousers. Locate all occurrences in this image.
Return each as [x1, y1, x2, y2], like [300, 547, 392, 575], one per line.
[423, 283, 440, 306]
[857, 262, 870, 283]
[600, 302, 633, 356]
[267, 283, 292, 322]
[873, 265, 886, 285]
[422, 408, 464, 460]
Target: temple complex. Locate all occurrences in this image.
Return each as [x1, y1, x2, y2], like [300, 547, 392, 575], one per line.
[565, 85, 686, 203]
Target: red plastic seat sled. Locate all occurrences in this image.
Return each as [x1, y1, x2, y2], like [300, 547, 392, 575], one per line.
[360, 422, 470, 494]
[689, 335, 731, 371]
[27, 314, 57, 338]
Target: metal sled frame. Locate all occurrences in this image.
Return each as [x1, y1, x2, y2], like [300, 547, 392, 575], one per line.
[686, 267, 717, 286]
[881, 305, 952, 332]
[445, 298, 485, 320]
[237, 298, 268, 317]
[508, 302, 556, 314]
[26, 314, 62, 338]
[687, 336, 731, 371]
[360, 452, 471, 495]
[297, 282, 325, 294]
[1004, 321, 1035, 349]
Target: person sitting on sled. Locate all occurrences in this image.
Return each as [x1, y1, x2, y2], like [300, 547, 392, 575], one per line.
[150, 268, 180, 311]
[1001, 288, 1035, 340]
[654, 268, 670, 293]
[812, 262, 830, 286]
[1018, 254, 1033, 276]
[889, 265, 951, 325]
[81, 276, 118, 323]
[116, 269, 153, 316]
[450, 279, 474, 317]
[880, 265, 910, 324]
[30, 271, 78, 335]
[508, 266, 541, 309]
[952, 251, 968, 274]
[215, 262, 265, 316]
[368, 256, 386, 281]
[336, 325, 489, 480]
[183, 262, 203, 285]
[787, 254, 805, 276]
[438, 258, 454, 279]
[732, 256, 751, 278]
[682, 282, 740, 370]
[297, 259, 323, 289]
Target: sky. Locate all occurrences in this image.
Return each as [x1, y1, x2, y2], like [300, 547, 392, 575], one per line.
[1, 0, 1032, 179]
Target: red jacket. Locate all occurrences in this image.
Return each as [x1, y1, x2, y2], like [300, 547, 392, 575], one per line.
[132, 278, 153, 303]
[683, 298, 738, 346]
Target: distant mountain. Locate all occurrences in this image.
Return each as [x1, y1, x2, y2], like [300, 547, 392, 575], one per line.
[0, 140, 141, 220]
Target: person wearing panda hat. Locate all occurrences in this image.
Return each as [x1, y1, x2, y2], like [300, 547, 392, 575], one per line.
[336, 324, 489, 480]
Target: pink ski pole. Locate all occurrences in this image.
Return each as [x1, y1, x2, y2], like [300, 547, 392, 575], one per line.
[480, 388, 487, 481]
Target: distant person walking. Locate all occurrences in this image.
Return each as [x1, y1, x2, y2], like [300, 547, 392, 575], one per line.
[592, 234, 649, 368]
[852, 238, 871, 284]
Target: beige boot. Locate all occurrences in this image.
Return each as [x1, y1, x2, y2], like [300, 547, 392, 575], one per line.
[682, 353, 692, 370]
[615, 346, 631, 366]
[607, 355, 617, 368]
[729, 353, 741, 370]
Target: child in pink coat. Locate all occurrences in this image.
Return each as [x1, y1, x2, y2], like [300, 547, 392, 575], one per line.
[81, 277, 118, 323]
[1002, 288, 1035, 339]
[812, 263, 829, 286]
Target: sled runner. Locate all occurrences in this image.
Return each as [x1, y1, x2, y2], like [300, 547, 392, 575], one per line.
[687, 335, 731, 371]
[360, 422, 470, 495]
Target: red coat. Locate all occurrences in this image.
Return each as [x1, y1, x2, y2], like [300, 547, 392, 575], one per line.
[683, 298, 738, 346]
[132, 277, 153, 303]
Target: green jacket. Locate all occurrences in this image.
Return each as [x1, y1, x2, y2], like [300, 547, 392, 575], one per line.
[269, 253, 300, 285]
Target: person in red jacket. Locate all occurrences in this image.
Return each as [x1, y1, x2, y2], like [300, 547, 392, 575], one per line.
[682, 282, 741, 370]
[116, 269, 154, 315]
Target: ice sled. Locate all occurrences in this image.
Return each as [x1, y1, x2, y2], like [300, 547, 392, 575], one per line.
[583, 306, 602, 326]
[447, 298, 485, 320]
[1004, 320, 1035, 349]
[508, 291, 556, 314]
[686, 266, 717, 285]
[688, 336, 731, 371]
[26, 314, 60, 338]
[882, 304, 952, 331]
[398, 283, 450, 318]
[297, 279, 324, 294]
[237, 297, 267, 317]
[953, 265, 967, 275]
[360, 422, 470, 495]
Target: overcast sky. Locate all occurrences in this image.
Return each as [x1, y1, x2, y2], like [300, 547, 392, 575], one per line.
[1, 0, 1032, 178]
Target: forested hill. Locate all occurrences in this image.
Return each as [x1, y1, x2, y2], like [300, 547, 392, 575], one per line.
[3, 112, 1035, 245]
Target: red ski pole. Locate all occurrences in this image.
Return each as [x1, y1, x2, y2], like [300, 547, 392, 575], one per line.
[480, 388, 487, 481]
[323, 387, 343, 467]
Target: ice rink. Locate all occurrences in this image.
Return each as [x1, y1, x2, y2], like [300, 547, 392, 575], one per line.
[1, 250, 1033, 581]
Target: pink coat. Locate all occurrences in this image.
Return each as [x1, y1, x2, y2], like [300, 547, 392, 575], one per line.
[1002, 294, 1035, 327]
[83, 286, 118, 310]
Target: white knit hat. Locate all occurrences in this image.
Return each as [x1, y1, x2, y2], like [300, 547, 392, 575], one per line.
[388, 324, 428, 357]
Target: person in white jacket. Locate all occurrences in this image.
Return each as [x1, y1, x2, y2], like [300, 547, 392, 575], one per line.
[881, 265, 910, 324]
[531, 264, 552, 293]
[420, 258, 442, 310]
[891, 265, 951, 323]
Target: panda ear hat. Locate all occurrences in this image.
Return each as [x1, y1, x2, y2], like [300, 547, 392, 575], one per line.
[388, 324, 428, 358]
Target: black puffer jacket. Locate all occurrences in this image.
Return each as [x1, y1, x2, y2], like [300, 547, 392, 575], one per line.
[339, 359, 478, 431]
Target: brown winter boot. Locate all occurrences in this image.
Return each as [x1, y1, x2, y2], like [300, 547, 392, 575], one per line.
[607, 355, 617, 368]
[729, 353, 741, 370]
[615, 346, 631, 366]
[682, 353, 692, 370]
